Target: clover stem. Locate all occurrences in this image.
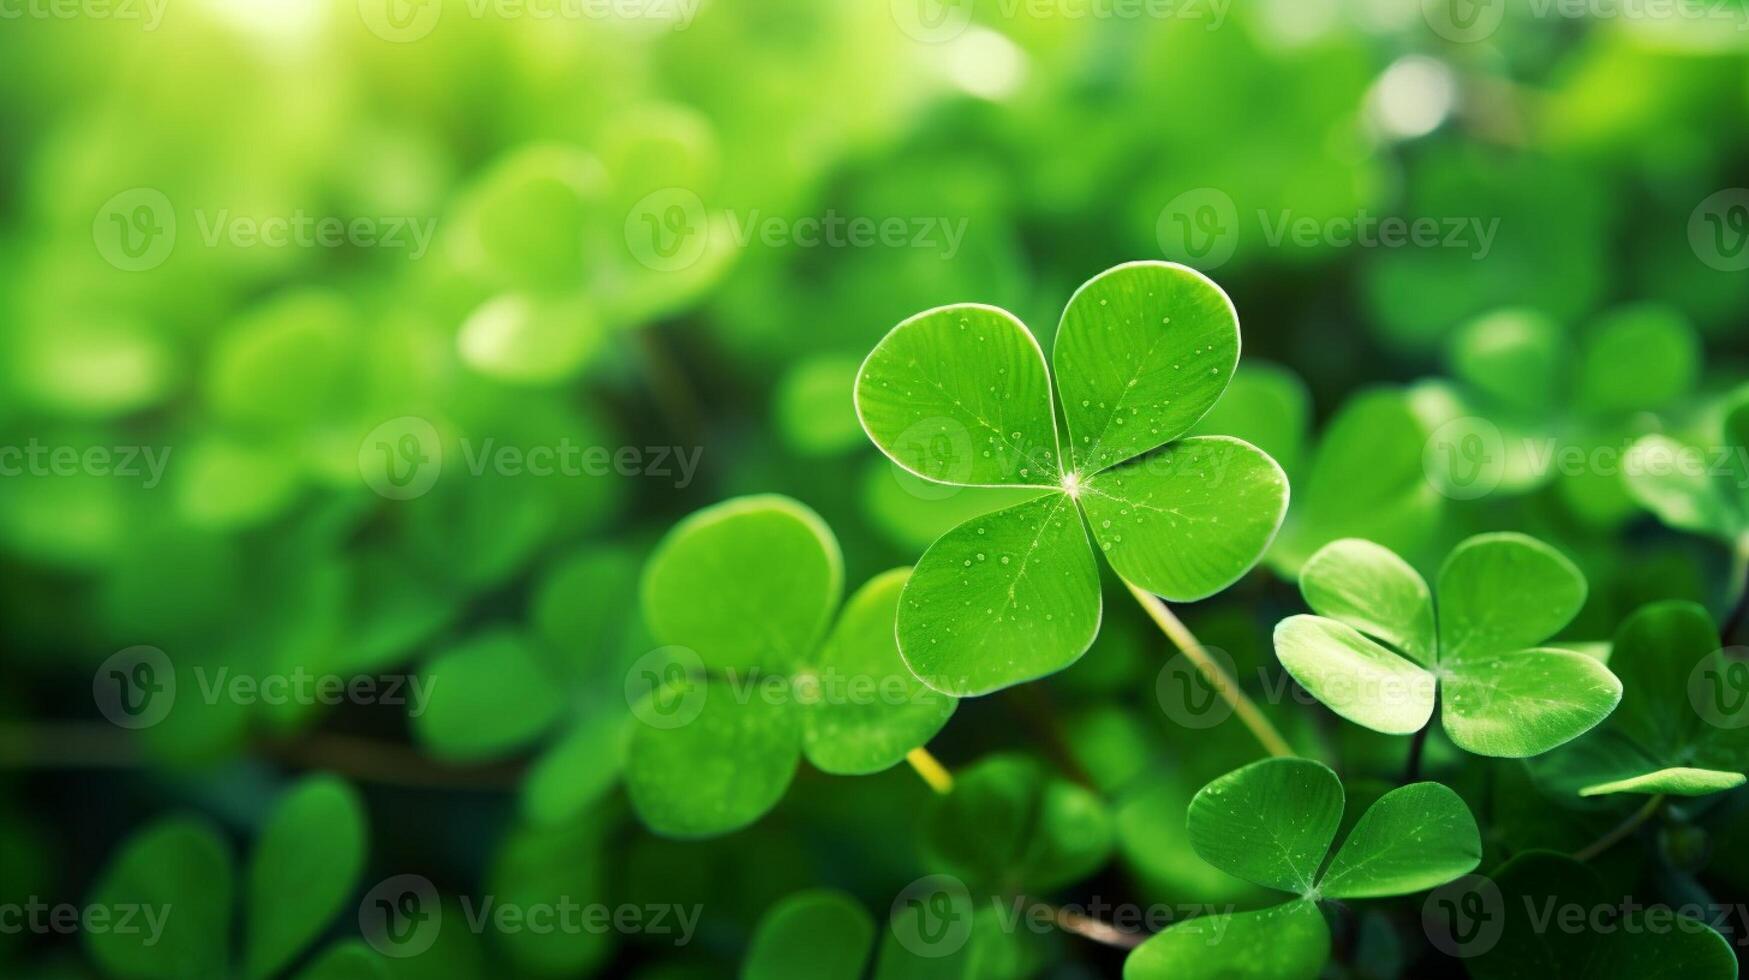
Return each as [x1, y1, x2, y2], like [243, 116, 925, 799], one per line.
[906, 747, 955, 795]
[1043, 901, 1148, 949]
[1123, 581, 1294, 759]
[1572, 794, 1665, 863]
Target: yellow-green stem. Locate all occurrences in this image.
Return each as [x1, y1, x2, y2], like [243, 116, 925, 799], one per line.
[1125, 581, 1294, 759]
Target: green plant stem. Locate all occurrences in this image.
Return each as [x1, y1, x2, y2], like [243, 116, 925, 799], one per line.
[1124, 581, 1294, 759]
[1572, 795, 1665, 862]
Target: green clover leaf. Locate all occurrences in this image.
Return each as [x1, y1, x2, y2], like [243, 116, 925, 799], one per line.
[1625, 384, 1749, 556]
[742, 887, 1040, 980]
[1124, 757, 1479, 980]
[626, 495, 957, 838]
[856, 261, 1289, 696]
[1531, 601, 1747, 799]
[1275, 533, 1623, 757]
[921, 753, 1114, 894]
[85, 776, 370, 980]
[1466, 851, 1736, 980]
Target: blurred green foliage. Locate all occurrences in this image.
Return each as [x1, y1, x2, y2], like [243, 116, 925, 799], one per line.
[3, 1, 1749, 977]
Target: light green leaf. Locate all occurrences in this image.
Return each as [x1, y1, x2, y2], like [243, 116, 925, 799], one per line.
[412, 630, 565, 761]
[1123, 900, 1328, 980]
[1437, 533, 1587, 662]
[1575, 305, 1697, 416]
[1270, 389, 1440, 573]
[803, 568, 957, 775]
[743, 890, 875, 980]
[246, 777, 368, 980]
[1580, 768, 1747, 797]
[1447, 308, 1564, 416]
[922, 754, 1114, 893]
[86, 818, 233, 980]
[855, 304, 1062, 488]
[776, 355, 865, 456]
[642, 495, 843, 673]
[1187, 361, 1310, 476]
[897, 492, 1100, 697]
[1441, 649, 1622, 757]
[521, 712, 627, 826]
[1187, 758, 1342, 895]
[1053, 261, 1239, 476]
[1299, 539, 1435, 665]
[1624, 435, 1743, 541]
[1080, 436, 1287, 600]
[292, 942, 390, 980]
[625, 676, 801, 838]
[456, 292, 603, 386]
[1272, 615, 1436, 735]
[1318, 783, 1480, 899]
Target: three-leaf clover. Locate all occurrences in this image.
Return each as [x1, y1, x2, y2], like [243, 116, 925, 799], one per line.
[1532, 600, 1748, 798]
[84, 776, 370, 980]
[1625, 384, 1749, 563]
[1124, 757, 1480, 980]
[626, 494, 956, 838]
[855, 261, 1289, 696]
[1274, 532, 1623, 757]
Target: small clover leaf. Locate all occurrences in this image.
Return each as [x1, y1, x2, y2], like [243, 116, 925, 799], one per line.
[743, 889, 876, 980]
[85, 776, 370, 980]
[1625, 384, 1749, 556]
[1124, 758, 1479, 980]
[1266, 387, 1442, 576]
[921, 753, 1114, 895]
[1275, 533, 1623, 757]
[627, 495, 956, 838]
[1467, 851, 1737, 980]
[1531, 601, 1748, 799]
[742, 887, 1040, 980]
[856, 262, 1289, 696]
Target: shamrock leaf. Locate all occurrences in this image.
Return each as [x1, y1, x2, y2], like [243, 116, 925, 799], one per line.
[1624, 384, 1749, 555]
[1275, 533, 1623, 757]
[921, 753, 1114, 894]
[856, 261, 1289, 696]
[1464, 851, 1736, 979]
[85, 776, 369, 980]
[1125, 758, 1479, 980]
[627, 495, 956, 837]
[1531, 601, 1748, 798]
[743, 890, 876, 980]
